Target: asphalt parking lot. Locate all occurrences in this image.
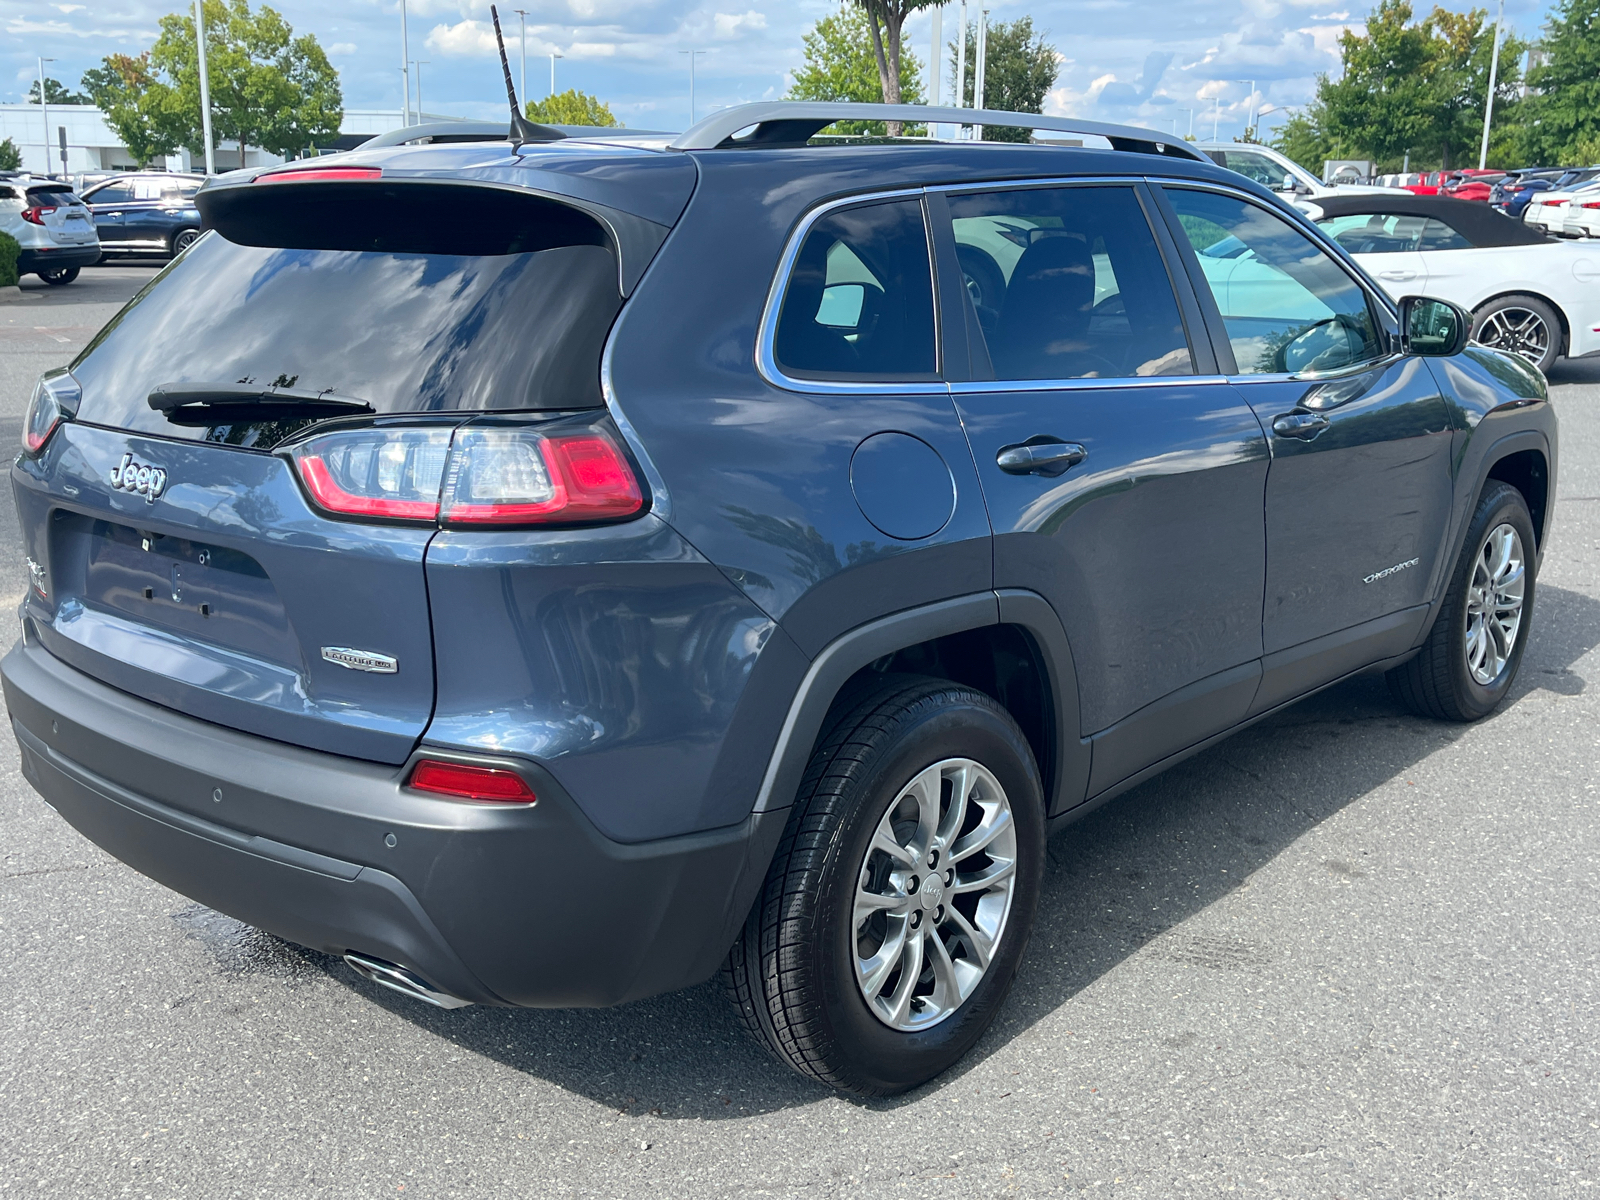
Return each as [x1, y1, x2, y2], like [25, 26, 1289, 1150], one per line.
[2, 264, 1597, 1198]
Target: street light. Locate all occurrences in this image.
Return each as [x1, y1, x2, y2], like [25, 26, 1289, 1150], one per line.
[195, 0, 216, 173]
[680, 49, 708, 125]
[1180, 107, 1194, 138]
[1235, 79, 1257, 139]
[549, 50, 563, 99]
[37, 57, 54, 178]
[399, 0, 411, 126]
[411, 60, 430, 118]
[514, 9, 529, 107]
[1478, 0, 1506, 168]
[1212, 95, 1222, 141]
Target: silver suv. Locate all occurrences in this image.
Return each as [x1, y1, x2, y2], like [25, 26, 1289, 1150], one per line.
[1, 177, 101, 285]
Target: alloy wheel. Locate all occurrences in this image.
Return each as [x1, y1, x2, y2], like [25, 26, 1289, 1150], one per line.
[1475, 307, 1550, 368]
[173, 230, 201, 255]
[853, 757, 1018, 1032]
[1465, 522, 1526, 686]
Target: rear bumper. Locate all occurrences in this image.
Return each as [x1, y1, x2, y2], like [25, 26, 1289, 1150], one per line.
[18, 245, 101, 273]
[3, 637, 782, 1008]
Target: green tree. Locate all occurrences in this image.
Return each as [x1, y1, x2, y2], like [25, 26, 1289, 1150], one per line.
[82, 54, 187, 168]
[1274, 0, 1525, 171]
[952, 16, 1059, 141]
[151, 0, 343, 168]
[788, 7, 924, 135]
[852, 0, 940, 133]
[0, 137, 21, 171]
[27, 77, 92, 105]
[526, 89, 619, 127]
[1520, 0, 1600, 164]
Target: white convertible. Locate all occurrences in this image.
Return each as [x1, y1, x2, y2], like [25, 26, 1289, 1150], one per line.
[1295, 194, 1600, 372]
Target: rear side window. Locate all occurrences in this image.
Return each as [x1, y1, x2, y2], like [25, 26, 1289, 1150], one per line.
[71, 185, 624, 443]
[773, 199, 937, 382]
[85, 182, 134, 205]
[948, 185, 1194, 381]
[1319, 213, 1471, 253]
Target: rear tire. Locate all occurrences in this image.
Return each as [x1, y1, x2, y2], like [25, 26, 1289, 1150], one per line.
[37, 267, 79, 286]
[1471, 294, 1562, 373]
[170, 228, 201, 256]
[1388, 482, 1536, 721]
[722, 675, 1045, 1096]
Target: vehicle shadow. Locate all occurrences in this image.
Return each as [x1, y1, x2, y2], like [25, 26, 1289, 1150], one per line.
[305, 582, 1600, 1118]
[1547, 356, 1600, 386]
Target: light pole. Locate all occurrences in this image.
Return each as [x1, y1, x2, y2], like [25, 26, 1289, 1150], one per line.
[955, 0, 968, 134]
[1478, 0, 1506, 168]
[514, 9, 529, 107]
[399, 0, 411, 126]
[195, 0, 216, 172]
[1212, 95, 1222, 141]
[37, 57, 54, 177]
[411, 60, 429, 118]
[549, 51, 563, 99]
[680, 49, 707, 125]
[974, 8, 989, 113]
[1235, 79, 1257, 139]
[1181, 107, 1194, 138]
[928, 4, 942, 118]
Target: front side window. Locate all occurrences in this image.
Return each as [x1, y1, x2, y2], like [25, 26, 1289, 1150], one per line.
[948, 185, 1194, 381]
[1165, 188, 1383, 376]
[773, 199, 937, 382]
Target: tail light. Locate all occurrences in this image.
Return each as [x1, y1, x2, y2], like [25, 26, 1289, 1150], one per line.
[259, 167, 383, 184]
[408, 759, 537, 803]
[21, 205, 55, 225]
[287, 423, 644, 527]
[22, 371, 81, 456]
[1580, 200, 1600, 209]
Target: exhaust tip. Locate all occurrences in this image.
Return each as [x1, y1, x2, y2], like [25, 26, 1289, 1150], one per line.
[343, 952, 473, 1010]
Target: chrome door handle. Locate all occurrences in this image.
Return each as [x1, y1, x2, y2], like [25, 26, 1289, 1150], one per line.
[1271, 412, 1331, 440]
[1377, 269, 1416, 281]
[996, 440, 1087, 476]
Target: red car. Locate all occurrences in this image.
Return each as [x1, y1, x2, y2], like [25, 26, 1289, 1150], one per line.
[1443, 169, 1507, 203]
[1404, 170, 1448, 195]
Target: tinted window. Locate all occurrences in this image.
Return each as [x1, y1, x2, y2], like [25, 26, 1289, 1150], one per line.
[85, 181, 135, 205]
[1167, 188, 1382, 375]
[1318, 212, 1468, 252]
[949, 185, 1194, 381]
[72, 232, 623, 444]
[26, 188, 79, 206]
[1217, 151, 1291, 189]
[773, 199, 937, 381]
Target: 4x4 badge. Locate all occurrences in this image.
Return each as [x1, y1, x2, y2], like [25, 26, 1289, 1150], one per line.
[108, 453, 167, 504]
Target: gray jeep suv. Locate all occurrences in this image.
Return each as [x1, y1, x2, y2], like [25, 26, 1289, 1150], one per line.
[5, 101, 1555, 1095]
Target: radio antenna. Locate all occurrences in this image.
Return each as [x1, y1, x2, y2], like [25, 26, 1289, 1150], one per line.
[490, 5, 560, 146]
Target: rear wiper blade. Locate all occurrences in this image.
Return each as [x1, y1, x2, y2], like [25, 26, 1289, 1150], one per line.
[148, 381, 374, 425]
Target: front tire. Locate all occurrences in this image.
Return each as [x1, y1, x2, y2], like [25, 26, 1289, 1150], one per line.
[37, 267, 79, 285]
[723, 676, 1045, 1096]
[1472, 294, 1562, 373]
[1388, 482, 1536, 721]
[170, 228, 201, 256]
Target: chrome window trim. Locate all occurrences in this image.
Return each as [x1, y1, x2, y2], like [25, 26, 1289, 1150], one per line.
[950, 375, 1230, 395]
[756, 186, 949, 396]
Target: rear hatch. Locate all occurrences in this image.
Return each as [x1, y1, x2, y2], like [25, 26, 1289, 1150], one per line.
[13, 168, 668, 763]
[25, 185, 97, 245]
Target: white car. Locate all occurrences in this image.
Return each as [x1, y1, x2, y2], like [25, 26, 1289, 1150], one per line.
[1296, 194, 1600, 372]
[0, 175, 101, 284]
[1523, 179, 1600, 239]
[1195, 143, 1401, 202]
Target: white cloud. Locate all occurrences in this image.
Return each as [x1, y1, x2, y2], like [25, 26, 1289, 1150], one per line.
[425, 19, 499, 56]
[5, 15, 158, 39]
[327, 42, 357, 55]
[52, 4, 86, 12]
[713, 10, 767, 39]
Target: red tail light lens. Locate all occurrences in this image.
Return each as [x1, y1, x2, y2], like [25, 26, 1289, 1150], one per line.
[1581, 200, 1600, 209]
[22, 371, 80, 456]
[287, 424, 644, 527]
[440, 428, 643, 525]
[20, 205, 55, 225]
[259, 167, 383, 184]
[290, 427, 452, 521]
[408, 759, 537, 803]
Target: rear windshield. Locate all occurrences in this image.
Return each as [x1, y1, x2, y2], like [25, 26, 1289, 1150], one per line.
[72, 192, 623, 444]
[26, 188, 80, 205]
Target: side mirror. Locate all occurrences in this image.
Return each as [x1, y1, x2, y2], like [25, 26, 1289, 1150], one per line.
[1400, 295, 1470, 357]
[1282, 174, 1297, 191]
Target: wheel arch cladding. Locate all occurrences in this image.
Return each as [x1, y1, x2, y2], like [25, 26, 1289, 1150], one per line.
[1486, 448, 1550, 547]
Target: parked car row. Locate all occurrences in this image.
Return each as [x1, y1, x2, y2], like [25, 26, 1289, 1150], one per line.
[0, 170, 204, 285]
[1523, 179, 1600, 239]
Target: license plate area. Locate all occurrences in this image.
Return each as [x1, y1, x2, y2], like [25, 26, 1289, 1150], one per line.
[59, 516, 300, 667]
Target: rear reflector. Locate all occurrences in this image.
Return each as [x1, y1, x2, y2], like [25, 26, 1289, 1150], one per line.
[259, 167, 383, 184]
[408, 760, 537, 803]
[288, 423, 643, 527]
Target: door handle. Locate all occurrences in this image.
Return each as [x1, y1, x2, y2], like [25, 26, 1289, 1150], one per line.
[1377, 269, 1416, 281]
[996, 440, 1087, 476]
[1271, 412, 1331, 440]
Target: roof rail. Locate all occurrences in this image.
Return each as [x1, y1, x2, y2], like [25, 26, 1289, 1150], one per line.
[669, 102, 1206, 161]
[360, 120, 558, 149]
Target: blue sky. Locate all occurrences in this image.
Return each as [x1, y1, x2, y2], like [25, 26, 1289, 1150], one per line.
[1, 0, 1556, 141]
